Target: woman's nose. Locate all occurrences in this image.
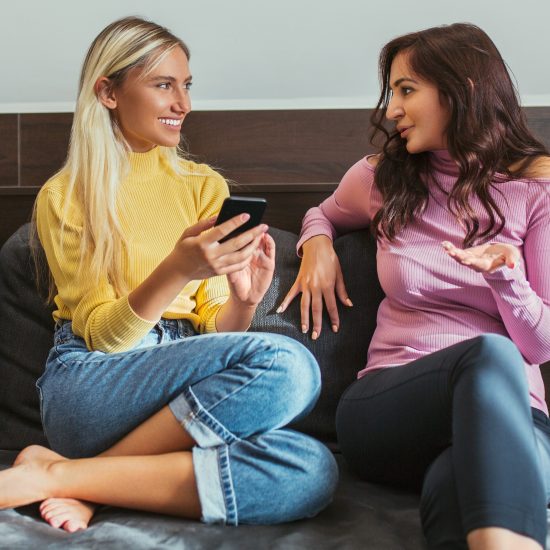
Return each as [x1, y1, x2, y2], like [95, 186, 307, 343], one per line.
[174, 89, 191, 114]
[386, 97, 404, 121]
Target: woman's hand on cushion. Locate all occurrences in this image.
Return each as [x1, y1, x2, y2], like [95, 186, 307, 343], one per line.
[278, 235, 352, 340]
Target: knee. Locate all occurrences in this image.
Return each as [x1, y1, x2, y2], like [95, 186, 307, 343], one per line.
[295, 439, 339, 519]
[233, 431, 338, 524]
[456, 334, 527, 392]
[253, 333, 321, 414]
[470, 334, 522, 364]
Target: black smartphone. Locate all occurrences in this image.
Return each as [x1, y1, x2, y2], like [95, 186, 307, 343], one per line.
[214, 196, 267, 243]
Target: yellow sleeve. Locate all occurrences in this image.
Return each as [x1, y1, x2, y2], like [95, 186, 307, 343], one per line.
[36, 186, 155, 353]
[193, 169, 230, 332]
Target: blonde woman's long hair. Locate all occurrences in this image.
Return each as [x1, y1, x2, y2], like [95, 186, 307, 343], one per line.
[33, 16, 191, 299]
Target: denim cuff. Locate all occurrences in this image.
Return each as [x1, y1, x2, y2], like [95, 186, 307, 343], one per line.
[169, 387, 239, 448]
[169, 390, 240, 525]
[193, 446, 238, 525]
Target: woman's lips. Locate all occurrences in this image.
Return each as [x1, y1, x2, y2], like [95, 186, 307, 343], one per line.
[398, 126, 412, 138]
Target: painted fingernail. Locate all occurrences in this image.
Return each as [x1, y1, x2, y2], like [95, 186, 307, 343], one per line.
[301, 324, 307, 334]
[345, 298, 353, 307]
[276, 305, 283, 313]
[312, 331, 318, 340]
[332, 324, 338, 333]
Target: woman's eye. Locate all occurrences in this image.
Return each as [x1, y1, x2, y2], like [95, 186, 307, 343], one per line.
[184, 82, 193, 90]
[158, 82, 171, 89]
[402, 87, 413, 96]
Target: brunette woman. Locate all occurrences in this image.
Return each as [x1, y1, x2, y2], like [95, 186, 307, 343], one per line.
[280, 23, 550, 550]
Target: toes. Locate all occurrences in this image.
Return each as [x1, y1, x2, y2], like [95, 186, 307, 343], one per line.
[63, 520, 87, 533]
[39, 498, 94, 531]
[40, 498, 63, 515]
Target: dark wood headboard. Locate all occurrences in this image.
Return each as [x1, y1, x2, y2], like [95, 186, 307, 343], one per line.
[1, 107, 549, 245]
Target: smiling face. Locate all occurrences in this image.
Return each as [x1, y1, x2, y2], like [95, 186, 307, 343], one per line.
[98, 46, 192, 152]
[386, 51, 450, 154]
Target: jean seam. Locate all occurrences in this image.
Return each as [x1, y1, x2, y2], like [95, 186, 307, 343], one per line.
[184, 387, 240, 445]
[342, 369, 444, 402]
[218, 445, 238, 525]
[35, 383, 50, 443]
[52, 336, 195, 367]
[202, 341, 280, 416]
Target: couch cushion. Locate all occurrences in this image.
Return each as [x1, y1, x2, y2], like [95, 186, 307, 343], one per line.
[0, 450, 424, 549]
[251, 228, 384, 445]
[0, 224, 382, 450]
[0, 224, 53, 450]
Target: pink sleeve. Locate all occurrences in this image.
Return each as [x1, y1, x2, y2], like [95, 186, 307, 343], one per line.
[483, 182, 550, 364]
[297, 156, 377, 254]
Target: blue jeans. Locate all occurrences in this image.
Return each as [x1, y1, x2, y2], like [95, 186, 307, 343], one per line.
[36, 319, 338, 525]
[336, 334, 550, 549]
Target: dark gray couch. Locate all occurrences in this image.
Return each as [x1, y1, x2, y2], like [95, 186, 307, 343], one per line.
[0, 224, 435, 548]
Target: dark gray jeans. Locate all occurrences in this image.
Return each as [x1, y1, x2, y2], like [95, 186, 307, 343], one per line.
[336, 334, 550, 549]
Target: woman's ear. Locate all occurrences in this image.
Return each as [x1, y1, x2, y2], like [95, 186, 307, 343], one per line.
[95, 77, 117, 109]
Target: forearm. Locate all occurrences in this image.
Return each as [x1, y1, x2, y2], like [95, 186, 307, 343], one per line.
[215, 295, 257, 332]
[484, 267, 550, 364]
[128, 254, 191, 322]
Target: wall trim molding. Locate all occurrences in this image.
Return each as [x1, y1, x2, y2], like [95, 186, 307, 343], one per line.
[2, 94, 550, 114]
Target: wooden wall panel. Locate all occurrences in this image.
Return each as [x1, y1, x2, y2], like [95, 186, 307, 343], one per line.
[0, 189, 36, 246]
[525, 108, 550, 148]
[182, 109, 374, 184]
[1, 106, 549, 247]
[0, 115, 18, 187]
[20, 113, 72, 187]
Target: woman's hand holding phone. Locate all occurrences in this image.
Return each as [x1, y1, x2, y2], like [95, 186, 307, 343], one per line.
[172, 213, 269, 282]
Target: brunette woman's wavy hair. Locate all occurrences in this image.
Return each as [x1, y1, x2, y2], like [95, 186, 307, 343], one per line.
[370, 23, 548, 246]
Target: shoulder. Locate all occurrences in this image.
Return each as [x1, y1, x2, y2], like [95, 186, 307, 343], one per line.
[40, 170, 69, 194]
[527, 156, 550, 179]
[342, 154, 379, 184]
[178, 158, 220, 177]
[177, 159, 228, 192]
[335, 155, 380, 204]
[509, 155, 550, 180]
[365, 154, 381, 169]
[36, 171, 71, 213]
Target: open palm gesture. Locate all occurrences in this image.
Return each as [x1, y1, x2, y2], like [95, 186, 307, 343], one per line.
[227, 233, 275, 306]
[442, 241, 520, 273]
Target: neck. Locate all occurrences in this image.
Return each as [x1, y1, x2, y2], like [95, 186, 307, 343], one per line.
[429, 149, 459, 176]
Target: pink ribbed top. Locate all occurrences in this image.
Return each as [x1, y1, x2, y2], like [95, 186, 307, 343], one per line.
[298, 151, 550, 413]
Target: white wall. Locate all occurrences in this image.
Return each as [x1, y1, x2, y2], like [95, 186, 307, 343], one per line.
[1, 0, 549, 112]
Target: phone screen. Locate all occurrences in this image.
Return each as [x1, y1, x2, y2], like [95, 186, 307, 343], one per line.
[214, 196, 267, 243]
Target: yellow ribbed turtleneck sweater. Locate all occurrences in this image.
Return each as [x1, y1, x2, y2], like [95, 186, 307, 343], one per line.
[36, 147, 230, 353]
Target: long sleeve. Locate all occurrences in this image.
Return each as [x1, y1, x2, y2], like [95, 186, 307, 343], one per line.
[297, 156, 379, 254]
[36, 150, 230, 353]
[482, 182, 550, 364]
[36, 186, 156, 352]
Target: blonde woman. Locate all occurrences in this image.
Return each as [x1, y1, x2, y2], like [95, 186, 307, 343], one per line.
[0, 17, 337, 532]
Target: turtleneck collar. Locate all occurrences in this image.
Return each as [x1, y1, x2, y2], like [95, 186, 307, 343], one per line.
[429, 149, 459, 177]
[128, 146, 162, 174]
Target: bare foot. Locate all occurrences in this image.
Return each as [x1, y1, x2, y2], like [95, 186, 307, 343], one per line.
[39, 498, 96, 532]
[0, 445, 60, 509]
[14, 446, 97, 532]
